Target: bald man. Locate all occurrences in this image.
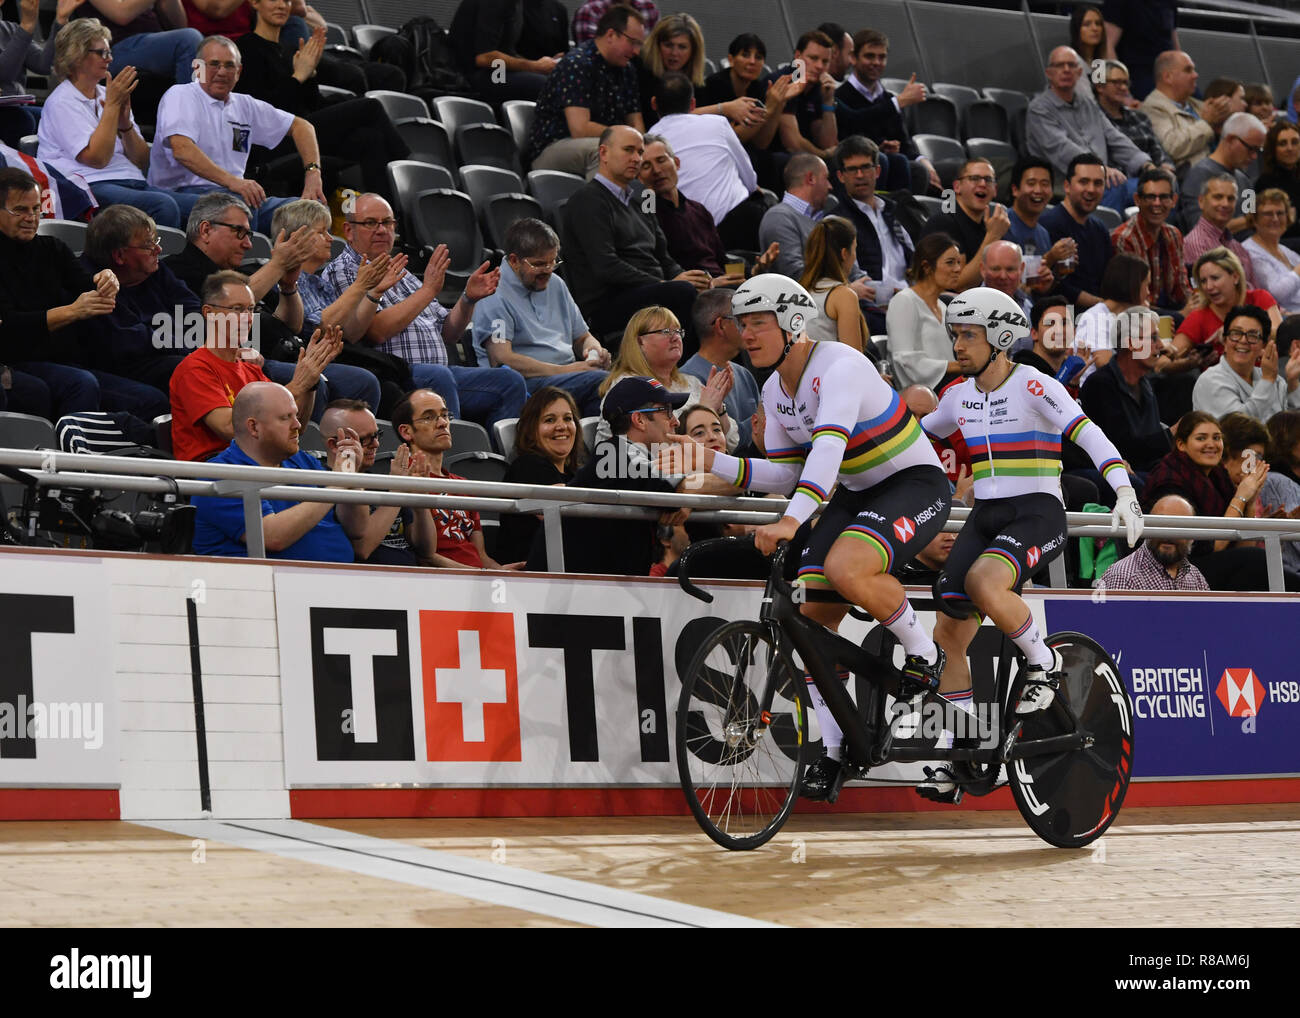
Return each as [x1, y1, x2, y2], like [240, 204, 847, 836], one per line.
[1141, 51, 1232, 175]
[320, 398, 436, 565]
[1028, 45, 1149, 209]
[980, 240, 1046, 331]
[192, 381, 367, 561]
[1099, 494, 1209, 589]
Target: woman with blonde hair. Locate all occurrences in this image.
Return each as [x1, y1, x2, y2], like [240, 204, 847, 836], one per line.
[799, 216, 868, 350]
[36, 18, 184, 226]
[1173, 247, 1282, 366]
[1244, 188, 1300, 310]
[638, 13, 758, 131]
[596, 305, 737, 449]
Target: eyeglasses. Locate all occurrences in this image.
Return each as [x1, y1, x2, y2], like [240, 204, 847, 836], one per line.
[1225, 328, 1265, 344]
[523, 256, 562, 270]
[840, 162, 877, 175]
[412, 411, 452, 424]
[127, 236, 162, 251]
[1232, 136, 1264, 156]
[642, 328, 684, 341]
[1256, 208, 1288, 219]
[206, 303, 258, 315]
[208, 220, 253, 241]
[617, 29, 647, 46]
[348, 217, 397, 230]
[87, 47, 112, 60]
[358, 430, 384, 447]
[1104, 78, 1130, 88]
[204, 60, 239, 72]
[960, 175, 996, 185]
[632, 406, 671, 417]
[1136, 192, 1174, 202]
[2, 204, 41, 219]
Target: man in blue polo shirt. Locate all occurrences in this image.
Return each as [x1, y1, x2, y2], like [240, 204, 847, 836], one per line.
[470, 217, 611, 417]
[193, 380, 368, 560]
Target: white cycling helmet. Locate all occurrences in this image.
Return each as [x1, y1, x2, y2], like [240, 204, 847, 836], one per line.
[944, 286, 1030, 352]
[732, 274, 819, 368]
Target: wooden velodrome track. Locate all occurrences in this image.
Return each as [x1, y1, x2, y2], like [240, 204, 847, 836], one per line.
[3, 804, 1298, 926]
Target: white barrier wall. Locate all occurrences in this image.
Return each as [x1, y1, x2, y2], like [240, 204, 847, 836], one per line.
[2, 547, 1297, 821]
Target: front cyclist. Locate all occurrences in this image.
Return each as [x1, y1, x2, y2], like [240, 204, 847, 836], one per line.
[919, 287, 1144, 800]
[661, 274, 952, 802]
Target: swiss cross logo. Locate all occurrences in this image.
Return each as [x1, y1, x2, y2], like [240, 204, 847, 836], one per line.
[1216, 668, 1266, 718]
[893, 516, 915, 542]
[420, 610, 521, 761]
[1026, 380, 1044, 396]
[1027, 546, 1041, 567]
[812, 376, 821, 395]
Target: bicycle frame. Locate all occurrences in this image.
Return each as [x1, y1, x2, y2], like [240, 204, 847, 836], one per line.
[678, 537, 1092, 784]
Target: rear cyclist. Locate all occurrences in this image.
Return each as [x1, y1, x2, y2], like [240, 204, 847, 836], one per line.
[660, 274, 952, 802]
[919, 287, 1144, 800]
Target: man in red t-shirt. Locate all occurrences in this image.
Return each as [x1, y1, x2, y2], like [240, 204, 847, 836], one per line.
[391, 388, 525, 569]
[169, 269, 340, 460]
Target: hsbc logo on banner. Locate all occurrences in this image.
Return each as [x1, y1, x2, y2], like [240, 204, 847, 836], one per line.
[893, 517, 915, 542]
[1027, 546, 1041, 568]
[421, 611, 520, 761]
[1216, 668, 1266, 718]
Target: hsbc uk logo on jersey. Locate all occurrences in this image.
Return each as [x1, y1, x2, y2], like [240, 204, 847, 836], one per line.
[1026, 380, 1044, 396]
[893, 516, 916, 542]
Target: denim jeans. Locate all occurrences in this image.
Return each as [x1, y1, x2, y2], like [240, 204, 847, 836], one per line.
[410, 363, 528, 429]
[262, 360, 383, 422]
[89, 179, 182, 229]
[175, 186, 296, 235]
[10, 361, 100, 419]
[90, 370, 170, 421]
[526, 370, 606, 418]
[110, 29, 203, 85]
[1102, 177, 1138, 214]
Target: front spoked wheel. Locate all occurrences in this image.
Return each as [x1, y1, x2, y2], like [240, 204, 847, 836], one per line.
[676, 620, 808, 850]
[1007, 631, 1134, 848]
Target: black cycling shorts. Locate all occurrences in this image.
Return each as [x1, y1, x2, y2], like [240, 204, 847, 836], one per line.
[794, 465, 951, 589]
[935, 493, 1067, 611]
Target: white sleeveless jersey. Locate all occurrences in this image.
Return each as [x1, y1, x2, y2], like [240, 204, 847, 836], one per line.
[710, 341, 942, 523]
[922, 362, 1132, 503]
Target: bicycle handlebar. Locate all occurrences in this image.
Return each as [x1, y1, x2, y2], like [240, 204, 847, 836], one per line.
[675, 533, 758, 603]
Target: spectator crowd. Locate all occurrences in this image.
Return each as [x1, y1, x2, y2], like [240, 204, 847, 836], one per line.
[4, 0, 1300, 593]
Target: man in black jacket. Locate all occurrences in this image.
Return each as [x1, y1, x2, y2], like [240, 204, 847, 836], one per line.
[833, 136, 915, 296]
[560, 125, 706, 352]
[834, 29, 938, 194]
[0, 169, 169, 422]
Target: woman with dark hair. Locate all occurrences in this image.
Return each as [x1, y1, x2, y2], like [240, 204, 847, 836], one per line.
[1255, 121, 1300, 238]
[800, 216, 868, 350]
[886, 232, 963, 388]
[1245, 83, 1277, 130]
[1203, 78, 1247, 115]
[1193, 304, 1300, 419]
[697, 32, 793, 152]
[1068, 4, 1110, 103]
[497, 386, 583, 563]
[1267, 409, 1300, 486]
[1142, 409, 1298, 589]
[235, 0, 409, 199]
[1072, 252, 1150, 385]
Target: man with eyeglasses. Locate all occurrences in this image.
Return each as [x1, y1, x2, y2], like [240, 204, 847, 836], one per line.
[320, 398, 436, 566]
[1027, 46, 1150, 212]
[471, 217, 610, 418]
[148, 34, 326, 234]
[0, 167, 170, 425]
[832, 135, 914, 315]
[321, 191, 526, 431]
[1094, 59, 1175, 178]
[919, 158, 1010, 292]
[1111, 166, 1191, 312]
[391, 388, 523, 570]
[1179, 112, 1267, 232]
[191, 379, 367, 561]
[571, 0, 658, 44]
[169, 269, 340, 461]
[1193, 304, 1300, 422]
[526, 3, 646, 177]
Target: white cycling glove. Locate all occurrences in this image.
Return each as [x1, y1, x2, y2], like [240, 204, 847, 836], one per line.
[1113, 485, 1144, 547]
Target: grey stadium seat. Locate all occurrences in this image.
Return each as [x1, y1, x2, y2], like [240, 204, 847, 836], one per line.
[365, 89, 429, 121]
[432, 96, 497, 136]
[449, 419, 492, 455]
[483, 193, 543, 249]
[351, 24, 396, 57]
[502, 100, 535, 156]
[913, 134, 966, 188]
[393, 117, 454, 169]
[527, 170, 584, 222]
[459, 164, 525, 213]
[907, 96, 959, 139]
[933, 82, 982, 121]
[36, 219, 87, 254]
[388, 160, 457, 231]
[964, 100, 1009, 144]
[455, 122, 521, 174]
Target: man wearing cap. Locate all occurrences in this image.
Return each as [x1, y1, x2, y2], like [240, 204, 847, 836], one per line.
[525, 374, 730, 574]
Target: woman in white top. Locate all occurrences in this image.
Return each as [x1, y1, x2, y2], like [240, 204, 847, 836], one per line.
[595, 305, 738, 450]
[1072, 253, 1150, 384]
[36, 18, 182, 227]
[886, 231, 963, 389]
[799, 215, 867, 350]
[1243, 188, 1300, 311]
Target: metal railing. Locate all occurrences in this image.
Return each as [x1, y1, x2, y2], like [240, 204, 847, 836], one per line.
[3, 447, 1300, 590]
